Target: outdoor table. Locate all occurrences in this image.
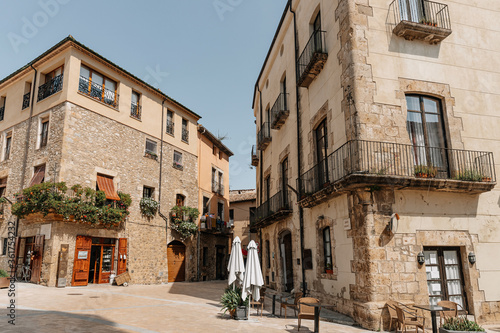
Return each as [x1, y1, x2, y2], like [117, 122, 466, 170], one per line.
[414, 304, 451, 333]
[302, 302, 334, 333]
[265, 289, 290, 317]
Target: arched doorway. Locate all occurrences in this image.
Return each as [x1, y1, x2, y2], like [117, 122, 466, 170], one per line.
[279, 230, 294, 292]
[167, 241, 186, 282]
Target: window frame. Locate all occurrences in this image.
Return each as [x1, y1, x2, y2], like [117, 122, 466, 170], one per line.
[131, 91, 141, 120]
[145, 138, 157, 156]
[173, 150, 183, 169]
[3, 132, 12, 161]
[323, 227, 332, 273]
[79, 65, 118, 108]
[166, 110, 174, 135]
[39, 117, 49, 149]
[142, 186, 154, 199]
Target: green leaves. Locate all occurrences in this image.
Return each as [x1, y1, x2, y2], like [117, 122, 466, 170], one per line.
[139, 197, 158, 218]
[443, 317, 485, 331]
[220, 286, 249, 313]
[170, 205, 200, 239]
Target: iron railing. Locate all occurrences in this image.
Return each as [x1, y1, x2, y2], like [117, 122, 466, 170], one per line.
[166, 121, 174, 135]
[270, 93, 289, 129]
[182, 128, 189, 143]
[297, 30, 327, 83]
[298, 140, 496, 198]
[38, 74, 63, 101]
[251, 145, 259, 166]
[254, 190, 292, 225]
[22, 92, 30, 110]
[0, 106, 4, 121]
[390, 0, 451, 30]
[257, 122, 271, 149]
[78, 76, 119, 108]
[131, 103, 141, 120]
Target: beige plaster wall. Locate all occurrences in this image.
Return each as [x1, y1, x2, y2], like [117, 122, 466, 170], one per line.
[230, 199, 256, 248]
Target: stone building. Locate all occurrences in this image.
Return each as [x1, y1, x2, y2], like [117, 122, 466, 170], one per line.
[229, 189, 257, 251]
[251, 0, 499, 329]
[0, 36, 223, 287]
[197, 125, 233, 281]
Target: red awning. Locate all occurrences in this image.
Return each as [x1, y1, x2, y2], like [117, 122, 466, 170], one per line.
[96, 174, 120, 201]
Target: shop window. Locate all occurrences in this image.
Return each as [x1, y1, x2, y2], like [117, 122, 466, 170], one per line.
[323, 227, 332, 273]
[29, 164, 45, 187]
[176, 194, 185, 207]
[424, 247, 467, 310]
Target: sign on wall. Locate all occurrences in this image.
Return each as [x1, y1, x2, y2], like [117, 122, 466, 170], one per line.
[77, 251, 88, 260]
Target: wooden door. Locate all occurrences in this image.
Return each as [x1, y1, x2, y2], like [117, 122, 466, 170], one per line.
[11, 237, 20, 276]
[72, 236, 92, 286]
[117, 238, 127, 275]
[167, 242, 185, 282]
[30, 235, 44, 283]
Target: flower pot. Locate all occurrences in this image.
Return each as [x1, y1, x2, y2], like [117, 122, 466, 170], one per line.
[482, 177, 491, 182]
[325, 269, 334, 274]
[234, 306, 248, 320]
[439, 328, 478, 333]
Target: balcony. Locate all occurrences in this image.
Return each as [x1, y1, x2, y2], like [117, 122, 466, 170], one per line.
[182, 128, 189, 143]
[131, 103, 141, 120]
[78, 76, 119, 108]
[270, 93, 289, 130]
[252, 190, 292, 229]
[298, 140, 496, 208]
[297, 30, 328, 88]
[166, 121, 174, 135]
[201, 215, 232, 235]
[38, 74, 63, 101]
[251, 145, 259, 167]
[212, 181, 224, 196]
[22, 92, 30, 110]
[257, 122, 272, 150]
[389, 0, 451, 44]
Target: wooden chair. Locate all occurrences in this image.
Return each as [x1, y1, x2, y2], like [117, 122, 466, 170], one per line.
[250, 287, 266, 317]
[280, 292, 303, 318]
[437, 300, 458, 326]
[395, 305, 425, 333]
[297, 297, 319, 330]
[386, 300, 400, 332]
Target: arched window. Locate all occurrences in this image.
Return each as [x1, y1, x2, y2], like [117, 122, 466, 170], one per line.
[323, 227, 332, 273]
[406, 95, 448, 174]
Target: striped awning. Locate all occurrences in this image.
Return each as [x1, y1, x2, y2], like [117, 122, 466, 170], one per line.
[96, 174, 120, 201]
[29, 165, 45, 187]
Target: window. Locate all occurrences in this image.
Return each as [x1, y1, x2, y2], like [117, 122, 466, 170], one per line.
[38, 65, 63, 101]
[145, 139, 157, 156]
[3, 132, 12, 161]
[79, 65, 118, 108]
[315, 119, 328, 185]
[2, 238, 7, 256]
[173, 151, 183, 169]
[96, 174, 120, 201]
[131, 91, 141, 120]
[39, 118, 49, 148]
[22, 82, 31, 110]
[313, 11, 322, 32]
[424, 247, 467, 309]
[29, 164, 46, 187]
[176, 194, 185, 207]
[406, 95, 448, 174]
[203, 247, 208, 266]
[213, 145, 217, 155]
[0, 177, 7, 197]
[181, 119, 189, 143]
[398, 0, 424, 23]
[202, 196, 209, 215]
[217, 202, 224, 220]
[229, 209, 234, 221]
[166, 110, 174, 135]
[266, 240, 271, 268]
[143, 186, 154, 198]
[281, 157, 288, 201]
[264, 176, 270, 202]
[0, 97, 6, 121]
[323, 227, 332, 273]
[218, 171, 223, 194]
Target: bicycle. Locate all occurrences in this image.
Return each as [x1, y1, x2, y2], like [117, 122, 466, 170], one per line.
[16, 264, 31, 282]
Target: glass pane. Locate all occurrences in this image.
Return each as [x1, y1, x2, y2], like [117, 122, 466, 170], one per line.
[406, 96, 421, 111]
[444, 251, 459, 265]
[132, 92, 139, 104]
[424, 251, 438, 265]
[407, 112, 427, 165]
[424, 98, 438, 114]
[449, 295, 463, 309]
[445, 265, 460, 280]
[80, 66, 90, 79]
[92, 73, 103, 86]
[426, 266, 440, 280]
[323, 228, 330, 242]
[447, 280, 463, 296]
[427, 281, 442, 295]
[429, 297, 442, 306]
[105, 79, 116, 92]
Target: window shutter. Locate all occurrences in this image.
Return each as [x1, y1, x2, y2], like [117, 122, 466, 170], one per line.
[96, 174, 120, 201]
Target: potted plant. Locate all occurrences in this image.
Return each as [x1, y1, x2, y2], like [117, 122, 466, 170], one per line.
[0, 269, 10, 289]
[439, 317, 485, 332]
[139, 197, 158, 218]
[414, 165, 437, 178]
[325, 263, 333, 275]
[220, 286, 249, 320]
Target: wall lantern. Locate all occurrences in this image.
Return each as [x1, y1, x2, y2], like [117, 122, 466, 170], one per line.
[468, 252, 476, 265]
[417, 251, 425, 265]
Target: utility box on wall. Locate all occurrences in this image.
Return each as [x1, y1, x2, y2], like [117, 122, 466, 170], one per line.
[56, 244, 69, 288]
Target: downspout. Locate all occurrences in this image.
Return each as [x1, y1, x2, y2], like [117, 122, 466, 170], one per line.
[17, 65, 38, 239]
[197, 126, 206, 282]
[158, 97, 167, 210]
[256, 84, 264, 267]
[289, 0, 307, 296]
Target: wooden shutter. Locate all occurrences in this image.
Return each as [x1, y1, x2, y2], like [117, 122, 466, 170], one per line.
[117, 238, 127, 275]
[72, 236, 92, 286]
[30, 234, 45, 283]
[11, 237, 20, 276]
[96, 174, 120, 200]
[29, 164, 45, 187]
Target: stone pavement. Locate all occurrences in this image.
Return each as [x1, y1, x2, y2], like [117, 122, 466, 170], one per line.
[0, 281, 498, 333]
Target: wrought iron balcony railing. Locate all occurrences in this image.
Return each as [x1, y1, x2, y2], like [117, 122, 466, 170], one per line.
[22, 92, 30, 110]
[270, 93, 289, 130]
[257, 122, 271, 150]
[251, 145, 259, 167]
[130, 103, 141, 120]
[253, 190, 292, 226]
[38, 74, 63, 101]
[389, 0, 451, 44]
[297, 30, 328, 87]
[78, 76, 119, 108]
[298, 140, 496, 200]
[0, 106, 4, 121]
[182, 128, 189, 143]
[166, 121, 174, 135]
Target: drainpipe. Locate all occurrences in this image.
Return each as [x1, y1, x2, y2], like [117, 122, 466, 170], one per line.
[289, 0, 307, 296]
[197, 126, 206, 282]
[256, 84, 264, 266]
[158, 97, 167, 210]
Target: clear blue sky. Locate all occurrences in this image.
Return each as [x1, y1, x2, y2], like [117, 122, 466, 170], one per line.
[0, 0, 288, 190]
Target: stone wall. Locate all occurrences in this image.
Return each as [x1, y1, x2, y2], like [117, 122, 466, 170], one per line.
[199, 232, 230, 281]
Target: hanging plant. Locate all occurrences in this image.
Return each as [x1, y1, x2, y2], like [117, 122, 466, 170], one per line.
[140, 197, 158, 218]
[170, 205, 200, 239]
